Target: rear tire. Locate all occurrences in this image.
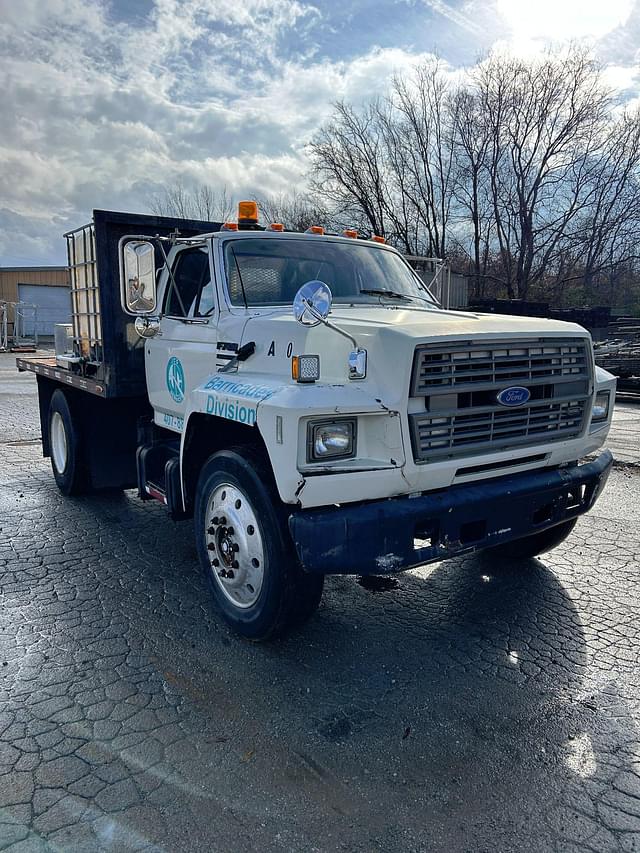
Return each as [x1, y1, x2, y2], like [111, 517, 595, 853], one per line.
[486, 518, 578, 560]
[194, 448, 324, 641]
[48, 389, 88, 496]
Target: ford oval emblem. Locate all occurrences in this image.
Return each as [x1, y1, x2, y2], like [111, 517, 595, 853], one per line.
[496, 386, 531, 407]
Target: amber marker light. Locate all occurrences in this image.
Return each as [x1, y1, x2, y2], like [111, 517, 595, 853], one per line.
[306, 225, 324, 235]
[221, 222, 238, 231]
[268, 223, 284, 231]
[372, 235, 386, 243]
[292, 355, 320, 383]
[238, 200, 259, 224]
[343, 229, 358, 238]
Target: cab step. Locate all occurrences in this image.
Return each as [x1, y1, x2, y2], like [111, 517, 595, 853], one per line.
[136, 442, 188, 520]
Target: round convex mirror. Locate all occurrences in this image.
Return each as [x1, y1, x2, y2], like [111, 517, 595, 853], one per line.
[293, 280, 332, 327]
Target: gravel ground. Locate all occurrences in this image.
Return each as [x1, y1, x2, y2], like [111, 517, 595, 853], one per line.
[1, 353, 639, 852]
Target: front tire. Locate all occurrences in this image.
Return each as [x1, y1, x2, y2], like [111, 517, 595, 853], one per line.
[48, 390, 88, 496]
[485, 518, 578, 560]
[194, 449, 323, 641]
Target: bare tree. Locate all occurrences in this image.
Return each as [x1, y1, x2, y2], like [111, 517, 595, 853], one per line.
[308, 46, 640, 309]
[451, 86, 493, 295]
[390, 59, 457, 258]
[256, 191, 329, 232]
[475, 48, 611, 298]
[566, 109, 640, 296]
[149, 181, 234, 222]
[308, 100, 400, 241]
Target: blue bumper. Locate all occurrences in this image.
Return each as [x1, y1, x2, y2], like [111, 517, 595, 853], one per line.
[289, 451, 613, 575]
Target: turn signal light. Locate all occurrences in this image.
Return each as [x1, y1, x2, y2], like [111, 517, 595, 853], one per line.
[343, 229, 358, 238]
[221, 222, 238, 231]
[268, 223, 284, 231]
[306, 225, 324, 235]
[238, 200, 259, 224]
[372, 235, 386, 244]
[292, 354, 320, 383]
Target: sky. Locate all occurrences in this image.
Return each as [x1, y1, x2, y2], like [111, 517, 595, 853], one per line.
[0, 0, 639, 266]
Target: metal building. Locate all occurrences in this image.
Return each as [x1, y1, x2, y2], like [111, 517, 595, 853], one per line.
[0, 266, 70, 337]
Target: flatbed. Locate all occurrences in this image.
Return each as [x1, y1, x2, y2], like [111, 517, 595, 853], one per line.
[16, 357, 107, 397]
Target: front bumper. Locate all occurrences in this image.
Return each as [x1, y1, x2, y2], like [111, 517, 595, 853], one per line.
[289, 450, 613, 575]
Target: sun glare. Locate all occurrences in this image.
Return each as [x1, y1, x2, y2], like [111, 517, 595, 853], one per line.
[497, 0, 633, 51]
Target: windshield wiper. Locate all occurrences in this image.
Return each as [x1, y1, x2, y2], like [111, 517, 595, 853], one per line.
[360, 288, 411, 300]
[360, 288, 433, 305]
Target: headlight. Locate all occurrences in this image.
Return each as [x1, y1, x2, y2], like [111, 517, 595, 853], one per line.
[307, 419, 356, 461]
[592, 390, 610, 422]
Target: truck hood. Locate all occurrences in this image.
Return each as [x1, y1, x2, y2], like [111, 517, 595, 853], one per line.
[239, 305, 592, 392]
[325, 305, 590, 339]
[246, 304, 591, 342]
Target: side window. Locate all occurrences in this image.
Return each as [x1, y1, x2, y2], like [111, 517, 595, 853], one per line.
[195, 275, 215, 316]
[164, 248, 213, 318]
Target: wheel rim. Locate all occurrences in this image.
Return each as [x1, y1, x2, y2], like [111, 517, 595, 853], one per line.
[50, 411, 68, 474]
[205, 482, 265, 609]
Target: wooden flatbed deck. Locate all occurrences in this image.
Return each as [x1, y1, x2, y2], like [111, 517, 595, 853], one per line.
[16, 357, 106, 397]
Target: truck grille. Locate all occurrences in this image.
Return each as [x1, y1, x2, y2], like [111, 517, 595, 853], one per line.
[409, 338, 591, 463]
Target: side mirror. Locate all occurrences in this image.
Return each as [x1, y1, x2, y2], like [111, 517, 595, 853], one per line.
[293, 280, 332, 326]
[119, 238, 157, 315]
[134, 316, 160, 338]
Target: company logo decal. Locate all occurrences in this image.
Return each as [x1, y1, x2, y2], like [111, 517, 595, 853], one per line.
[496, 386, 531, 407]
[166, 357, 185, 403]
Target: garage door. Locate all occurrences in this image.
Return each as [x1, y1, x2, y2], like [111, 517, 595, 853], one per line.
[17, 284, 72, 336]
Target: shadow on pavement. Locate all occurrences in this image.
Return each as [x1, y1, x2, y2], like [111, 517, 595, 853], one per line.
[1, 476, 638, 852]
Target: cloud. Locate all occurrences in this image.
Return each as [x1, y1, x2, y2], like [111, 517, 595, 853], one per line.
[423, 0, 486, 36]
[0, 0, 439, 263]
[497, 0, 634, 43]
[493, 0, 639, 68]
[0, 0, 638, 265]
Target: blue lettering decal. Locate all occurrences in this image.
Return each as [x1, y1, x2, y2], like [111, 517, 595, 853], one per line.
[203, 377, 277, 400]
[203, 391, 258, 426]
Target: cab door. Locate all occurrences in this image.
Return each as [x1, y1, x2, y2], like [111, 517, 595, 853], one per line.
[145, 243, 217, 434]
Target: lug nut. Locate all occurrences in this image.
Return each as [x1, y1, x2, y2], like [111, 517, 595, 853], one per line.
[212, 558, 219, 567]
[232, 560, 239, 569]
[207, 543, 215, 551]
[208, 526, 216, 534]
[212, 516, 219, 525]
[232, 543, 240, 552]
[218, 570, 227, 578]
[226, 570, 235, 579]
[219, 516, 227, 526]
[227, 526, 234, 536]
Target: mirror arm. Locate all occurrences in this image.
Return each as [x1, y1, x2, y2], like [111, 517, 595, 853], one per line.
[302, 298, 359, 349]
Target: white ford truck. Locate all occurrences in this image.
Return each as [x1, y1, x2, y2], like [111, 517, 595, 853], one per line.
[18, 204, 616, 639]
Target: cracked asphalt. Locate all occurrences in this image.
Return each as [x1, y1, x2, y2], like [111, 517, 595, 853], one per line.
[1, 352, 640, 852]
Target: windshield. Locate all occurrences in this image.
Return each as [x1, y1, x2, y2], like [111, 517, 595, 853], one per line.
[222, 238, 439, 308]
